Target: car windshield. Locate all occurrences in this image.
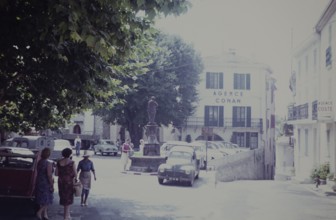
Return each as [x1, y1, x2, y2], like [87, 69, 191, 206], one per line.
[169, 151, 191, 160]
[101, 140, 114, 145]
[54, 140, 71, 150]
[0, 156, 34, 169]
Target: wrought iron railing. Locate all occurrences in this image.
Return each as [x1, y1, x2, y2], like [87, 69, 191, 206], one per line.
[184, 117, 262, 129]
[287, 102, 310, 121]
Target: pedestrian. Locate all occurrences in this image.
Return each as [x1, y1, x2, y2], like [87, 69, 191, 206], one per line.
[35, 147, 54, 220]
[77, 151, 97, 207]
[139, 139, 145, 155]
[116, 139, 121, 151]
[55, 148, 77, 220]
[315, 174, 321, 188]
[75, 135, 81, 156]
[121, 138, 133, 171]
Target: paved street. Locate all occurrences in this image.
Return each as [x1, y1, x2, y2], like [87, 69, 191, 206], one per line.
[1, 153, 335, 220]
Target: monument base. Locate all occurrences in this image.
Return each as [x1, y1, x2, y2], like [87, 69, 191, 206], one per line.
[129, 155, 166, 173]
[143, 143, 160, 156]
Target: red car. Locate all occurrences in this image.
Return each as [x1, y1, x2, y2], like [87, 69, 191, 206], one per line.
[0, 147, 41, 200]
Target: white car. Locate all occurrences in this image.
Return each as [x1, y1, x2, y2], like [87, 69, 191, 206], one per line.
[191, 141, 228, 163]
[50, 139, 72, 161]
[93, 139, 119, 156]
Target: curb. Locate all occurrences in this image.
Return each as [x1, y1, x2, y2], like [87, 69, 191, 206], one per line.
[302, 184, 336, 203]
[121, 171, 158, 176]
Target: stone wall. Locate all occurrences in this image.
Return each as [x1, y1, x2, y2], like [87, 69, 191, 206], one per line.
[209, 148, 264, 182]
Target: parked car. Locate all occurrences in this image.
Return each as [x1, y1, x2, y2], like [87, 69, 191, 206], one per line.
[0, 146, 40, 205]
[157, 145, 200, 186]
[160, 141, 206, 169]
[50, 139, 73, 161]
[160, 141, 189, 158]
[192, 141, 228, 160]
[93, 139, 119, 156]
[2, 135, 55, 151]
[215, 141, 249, 155]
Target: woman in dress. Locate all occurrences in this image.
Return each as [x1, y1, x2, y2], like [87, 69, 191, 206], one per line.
[35, 147, 54, 220]
[55, 148, 77, 220]
[77, 152, 96, 206]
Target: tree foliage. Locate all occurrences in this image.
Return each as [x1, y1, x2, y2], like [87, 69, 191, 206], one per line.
[94, 32, 203, 144]
[0, 0, 191, 132]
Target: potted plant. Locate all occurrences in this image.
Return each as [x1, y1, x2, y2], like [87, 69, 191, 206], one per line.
[310, 162, 330, 185]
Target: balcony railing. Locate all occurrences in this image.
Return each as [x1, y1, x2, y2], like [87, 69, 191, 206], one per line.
[184, 117, 262, 129]
[287, 102, 309, 121]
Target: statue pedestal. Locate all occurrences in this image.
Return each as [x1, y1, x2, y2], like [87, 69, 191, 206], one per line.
[143, 143, 160, 156]
[129, 155, 166, 172]
[129, 123, 165, 172]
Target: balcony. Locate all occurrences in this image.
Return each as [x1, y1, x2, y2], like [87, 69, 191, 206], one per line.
[184, 117, 262, 129]
[287, 103, 309, 121]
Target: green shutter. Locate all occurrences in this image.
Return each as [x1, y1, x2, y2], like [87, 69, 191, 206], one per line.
[219, 73, 224, 89]
[204, 106, 209, 126]
[246, 74, 251, 90]
[246, 107, 251, 127]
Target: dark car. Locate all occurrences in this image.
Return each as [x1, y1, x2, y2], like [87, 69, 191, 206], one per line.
[0, 147, 40, 200]
[157, 145, 200, 186]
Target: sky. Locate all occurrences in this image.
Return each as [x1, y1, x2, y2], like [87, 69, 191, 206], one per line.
[155, 0, 331, 117]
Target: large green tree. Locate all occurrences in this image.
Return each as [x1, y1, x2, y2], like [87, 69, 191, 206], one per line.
[94, 32, 203, 145]
[0, 0, 191, 133]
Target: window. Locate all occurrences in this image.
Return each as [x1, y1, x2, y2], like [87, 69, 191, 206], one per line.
[326, 46, 332, 67]
[206, 72, 223, 89]
[250, 133, 258, 149]
[326, 24, 332, 68]
[232, 106, 251, 127]
[204, 106, 224, 127]
[234, 73, 250, 90]
[235, 132, 245, 147]
[232, 132, 257, 148]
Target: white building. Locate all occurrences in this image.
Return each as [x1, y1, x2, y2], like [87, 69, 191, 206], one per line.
[288, 0, 336, 182]
[177, 50, 276, 179]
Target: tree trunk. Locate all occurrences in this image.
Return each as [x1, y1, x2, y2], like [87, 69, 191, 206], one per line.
[128, 123, 144, 150]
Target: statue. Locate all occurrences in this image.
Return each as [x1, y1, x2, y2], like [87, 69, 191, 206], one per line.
[147, 96, 158, 125]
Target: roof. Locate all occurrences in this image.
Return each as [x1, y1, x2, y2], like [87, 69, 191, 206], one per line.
[0, 147, 37, 157]
[315, 0, 336, 33]
[169, 145, 195, 154]
[203, 50, 273, 73]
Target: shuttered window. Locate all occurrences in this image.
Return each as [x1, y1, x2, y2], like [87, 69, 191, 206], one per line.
[232, 106, 251, 127]
[206, 72, 224, 89]
[204, 106, 224, 127]
[234, 73, 250, 90]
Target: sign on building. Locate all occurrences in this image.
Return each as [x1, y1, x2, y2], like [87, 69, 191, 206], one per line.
[317, 100, 333, 121]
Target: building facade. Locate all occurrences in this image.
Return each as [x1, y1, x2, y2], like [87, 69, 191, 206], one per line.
[288, 0, 336, 182]
[178, 50, 276, 179]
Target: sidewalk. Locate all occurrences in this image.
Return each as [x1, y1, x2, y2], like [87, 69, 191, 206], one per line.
[302, 182, 336, 202]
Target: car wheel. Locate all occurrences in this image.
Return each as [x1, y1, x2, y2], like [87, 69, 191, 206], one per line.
[158, 178, 164, 185]
[188, 178, 194, 187]
[195, 172, 199, 179]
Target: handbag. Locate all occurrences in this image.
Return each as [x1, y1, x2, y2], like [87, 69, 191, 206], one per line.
[73, 180, 82, 197]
